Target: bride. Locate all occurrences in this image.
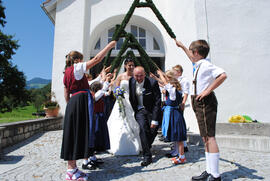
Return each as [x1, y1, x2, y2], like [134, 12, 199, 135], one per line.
[107, 58, 142, 155]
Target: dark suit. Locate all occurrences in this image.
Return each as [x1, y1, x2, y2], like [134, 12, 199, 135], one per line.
[129, 76, 161, 158]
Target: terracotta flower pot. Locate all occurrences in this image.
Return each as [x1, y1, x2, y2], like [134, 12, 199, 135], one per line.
[44, 107, 59, 117]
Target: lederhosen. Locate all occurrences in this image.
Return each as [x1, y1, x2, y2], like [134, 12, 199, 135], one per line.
[191, 64, 218, 137]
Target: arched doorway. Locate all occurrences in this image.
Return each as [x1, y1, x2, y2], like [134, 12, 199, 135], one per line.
[89, 15, 165, 77]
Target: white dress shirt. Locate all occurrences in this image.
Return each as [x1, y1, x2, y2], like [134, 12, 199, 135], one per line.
[135, 80, 158, 125]
[135, 80, 145, 110]
[192, 59, 225, 95]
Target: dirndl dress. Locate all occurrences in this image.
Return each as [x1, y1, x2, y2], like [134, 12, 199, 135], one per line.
[92, 96, 110, 151]
[60, 65, 95, 160]
[162, 91, 187, 142]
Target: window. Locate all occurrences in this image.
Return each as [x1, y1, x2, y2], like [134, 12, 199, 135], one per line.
[153, 38, 160, 50]
[105, 25, 162, 52]
[108, 27, 124, 50]
[131, 25, 146, 49]
[94, 38, 100, 50]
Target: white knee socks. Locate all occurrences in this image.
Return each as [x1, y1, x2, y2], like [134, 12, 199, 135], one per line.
[208, 152, 220, 178]
[205, 152, 210, 173]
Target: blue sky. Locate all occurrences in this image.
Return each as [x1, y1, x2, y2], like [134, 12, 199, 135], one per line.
[2, 0, 54, 81]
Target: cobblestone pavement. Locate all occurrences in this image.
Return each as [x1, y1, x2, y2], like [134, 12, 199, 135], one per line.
[0, 130, 269, 181]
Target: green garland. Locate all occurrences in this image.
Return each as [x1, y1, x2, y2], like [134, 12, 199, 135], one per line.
[112, 0, 139, 41]
[109, 32, 158, 75]
[147, 0, 176, 38]
[103, 0, 176, 73]
[113, 50, 141, 76]
[126, 50, 140, 67]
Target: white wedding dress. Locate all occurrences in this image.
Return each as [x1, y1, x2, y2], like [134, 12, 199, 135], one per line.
[107, 80, 142, 155]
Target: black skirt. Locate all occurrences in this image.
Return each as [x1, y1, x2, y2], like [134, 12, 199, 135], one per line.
[60, 92, 91, 160]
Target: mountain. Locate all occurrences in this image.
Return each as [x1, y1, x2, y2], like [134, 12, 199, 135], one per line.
[26, 77, 51, 89]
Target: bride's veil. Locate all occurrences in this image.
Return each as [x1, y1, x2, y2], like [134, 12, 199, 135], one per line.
[118, 60, 125, 75]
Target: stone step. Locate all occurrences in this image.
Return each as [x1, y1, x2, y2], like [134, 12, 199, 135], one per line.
[186, 133, 270, 153]
[157, 123, 270, 152]
[216, 123, 270, 137]
[216, 134, 270, 153]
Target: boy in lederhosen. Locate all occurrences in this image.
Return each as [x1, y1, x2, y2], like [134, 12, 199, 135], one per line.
[174, 39, 227, 181]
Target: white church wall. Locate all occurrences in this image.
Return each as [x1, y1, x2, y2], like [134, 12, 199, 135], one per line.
[161, 0, 199, 133]
[194, 0, 270, 123]
[51, 0, 88, 115]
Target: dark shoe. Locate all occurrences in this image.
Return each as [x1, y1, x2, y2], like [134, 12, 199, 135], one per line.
[82, 161, 97, 170]
[191, 171, 210, 181]
[165, 153, 177, 158]
[184, 146, 189, 152]
[206, 174, 221, 181]
[92, 158, 104, 165]
[170, 143, 175, 150]
[159, 136, 165, 141]
[141, 157, 152, 166]
[164, 138, 170, 142]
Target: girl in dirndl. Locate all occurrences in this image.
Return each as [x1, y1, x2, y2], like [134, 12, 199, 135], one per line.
[60, 40, 116, 181]
[155, 70, 187, 165]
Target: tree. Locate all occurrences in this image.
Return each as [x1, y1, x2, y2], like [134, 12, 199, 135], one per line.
[0, 0, 29, 112]
[29, 83, 51, 112]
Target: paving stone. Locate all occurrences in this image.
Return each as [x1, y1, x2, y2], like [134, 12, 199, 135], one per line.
[0, 130, 269, 181]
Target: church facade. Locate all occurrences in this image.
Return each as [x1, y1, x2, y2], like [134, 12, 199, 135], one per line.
[42, 0, 270, 133]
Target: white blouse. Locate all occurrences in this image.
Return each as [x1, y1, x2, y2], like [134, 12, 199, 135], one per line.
[73, 62, 87, 80]
[164, 83, 176, 101]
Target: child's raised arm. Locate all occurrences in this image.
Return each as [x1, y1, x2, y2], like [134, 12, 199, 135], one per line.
[174, 38, 194, 62]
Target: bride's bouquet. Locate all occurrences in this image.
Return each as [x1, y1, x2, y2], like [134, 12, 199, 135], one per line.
[113, 87, 126, 118]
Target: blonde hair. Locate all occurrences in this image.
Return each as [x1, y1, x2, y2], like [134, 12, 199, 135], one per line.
[165, 70, 181, 91]
[173, 65, 183, 73]
[165, 70, 175, 79]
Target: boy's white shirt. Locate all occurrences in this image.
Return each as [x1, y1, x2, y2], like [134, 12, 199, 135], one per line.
[94, 81, 110, 101]
[160, 86, 166, 102]
[88, 75, 102, 86]
[192, 59, 225, 95]
[177, 75, 190, 95]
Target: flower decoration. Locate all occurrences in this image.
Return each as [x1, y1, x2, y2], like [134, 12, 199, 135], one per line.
[113, 86, 126, 118]
[113, 86, 126, 99]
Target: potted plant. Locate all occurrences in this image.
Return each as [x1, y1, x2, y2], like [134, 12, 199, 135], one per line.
[43, 92, 60, 117]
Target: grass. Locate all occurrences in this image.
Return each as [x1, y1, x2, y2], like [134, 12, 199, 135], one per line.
[0, 105, 43, 124]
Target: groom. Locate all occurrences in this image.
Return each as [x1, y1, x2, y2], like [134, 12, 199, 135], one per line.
[129, 66, 162, 166]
